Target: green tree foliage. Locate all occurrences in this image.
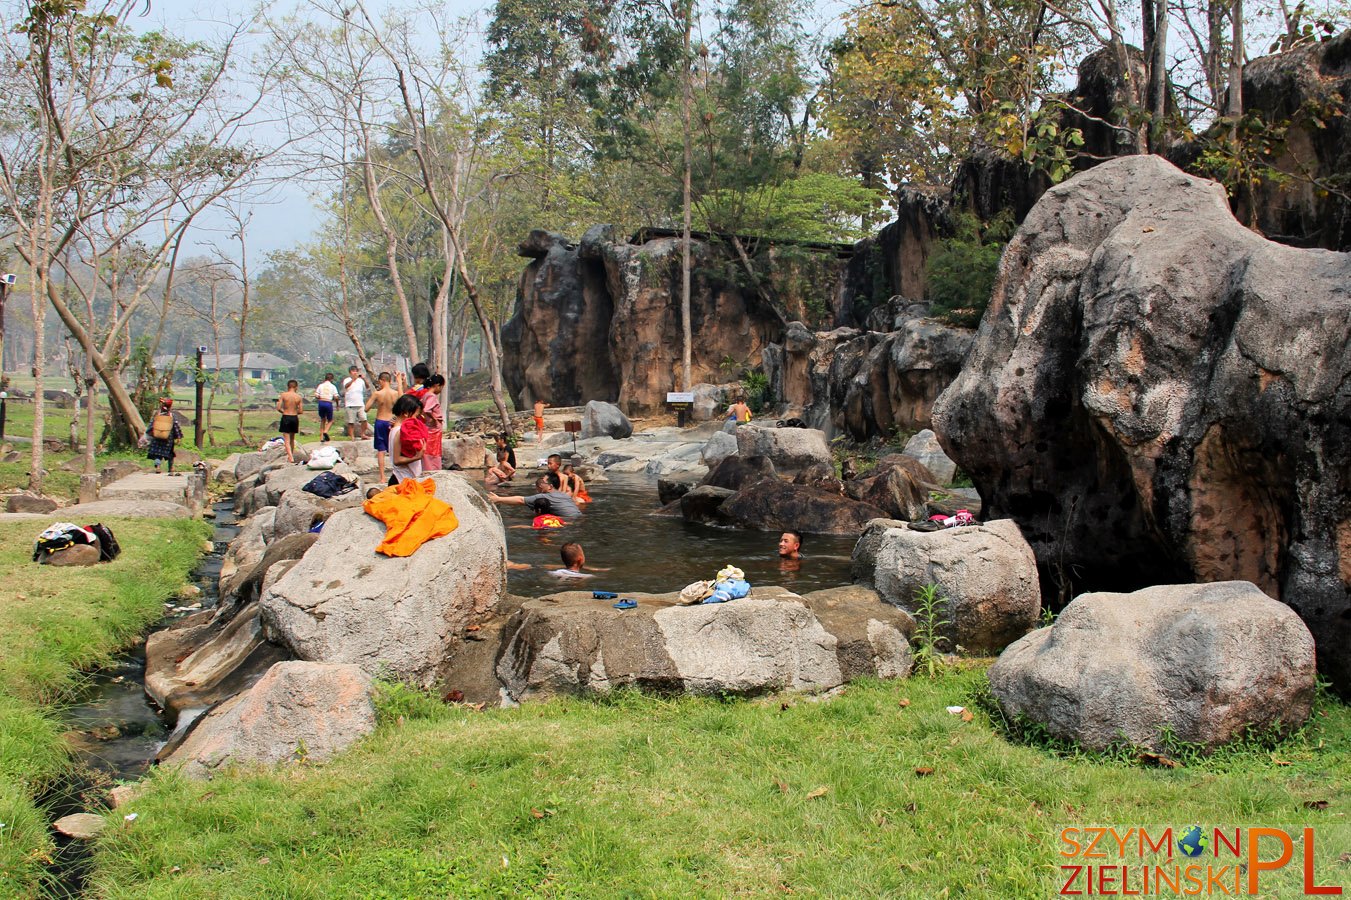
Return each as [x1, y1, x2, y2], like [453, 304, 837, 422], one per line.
[695, 173, 887, 242]
[925, 211, 1014, 328]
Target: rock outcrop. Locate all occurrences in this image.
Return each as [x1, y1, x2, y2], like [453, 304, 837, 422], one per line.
[853, 519, 1041, 654]
[931, 154, 1351, 691]
[716, 478, 888, 535]
[988, 581, 1317, 750]
[260, 472, 508, 687]
[580, 400, 633, 440]
[495, 587, 913, 701]
[501, 227, 850, 414]
[161, 661, 375, 779]
[733, 424, 831, 476]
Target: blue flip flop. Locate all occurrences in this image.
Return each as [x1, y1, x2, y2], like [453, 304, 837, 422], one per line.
[592, 591, 618, 600]
[612, 599, 637, 610]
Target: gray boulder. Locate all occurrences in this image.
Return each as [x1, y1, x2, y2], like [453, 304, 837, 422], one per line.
[272, 488, 364, 541]
[902, 429, 957, 484]
[691, 383, 732, 422]
[260, 472, 508, 687]
[441, 434, 487, 469]
[734, 425, 830, 475]
[260, 462, 358, 508]
[853, 518, 1040, 654]
[161, 661, 375, 779]
[580, 400, 633, 439]
[700, 430, 738, 467]
[236, 445, 310, 481]
[989, 581, 1317, 750]
[6, 492, 59, 513]
[495, 587, 913, 700]
[63, 499, 192, 519]
[680, 484, 736, 524]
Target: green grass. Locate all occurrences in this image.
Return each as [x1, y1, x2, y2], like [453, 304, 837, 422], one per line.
[0, 518, 209, 897]
[83, 669, 1351, 898]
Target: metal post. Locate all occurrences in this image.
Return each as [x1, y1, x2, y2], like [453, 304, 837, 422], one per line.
[194, 346, 205, 449]
[0, 392, 7, 443]
[0, 275, 11, 390]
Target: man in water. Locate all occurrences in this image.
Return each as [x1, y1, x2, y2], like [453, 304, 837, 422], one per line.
[365, 372, 401, 485]
[488, 474, 580, 519]
[778, 530, 803, 572]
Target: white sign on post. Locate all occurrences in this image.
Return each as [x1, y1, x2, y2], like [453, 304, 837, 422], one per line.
[666, 392, 695, 404]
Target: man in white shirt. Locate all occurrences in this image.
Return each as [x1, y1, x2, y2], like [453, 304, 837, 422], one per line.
[313, 372, 339, 442]
[341, 366, 368, 439]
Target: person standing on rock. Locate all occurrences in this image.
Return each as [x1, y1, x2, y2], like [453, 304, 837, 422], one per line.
[314, 373, 338, 442]
[388, 393, 426, 485]
[533, 398, 548, 445]
[145, 397, 183, 475]
[341, 366, 368, 439]
[415, 374, 445, 472]
[366, 372, 401, 485]
[275, 380, 305, 464]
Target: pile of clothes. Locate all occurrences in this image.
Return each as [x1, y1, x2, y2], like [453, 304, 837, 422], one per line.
[32, 522, 121, 564]
[679, 564, 751, 605]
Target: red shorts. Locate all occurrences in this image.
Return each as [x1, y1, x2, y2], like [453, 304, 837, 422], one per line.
[534, 416, 544, 432]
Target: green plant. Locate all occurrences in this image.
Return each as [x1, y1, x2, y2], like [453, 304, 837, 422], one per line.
[740, 369, 770, 413]
[925, 211, 1014, 328]
[910, 583, 951, 677]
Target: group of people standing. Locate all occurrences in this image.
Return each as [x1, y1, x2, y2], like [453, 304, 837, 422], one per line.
[273, 363, 446, 484]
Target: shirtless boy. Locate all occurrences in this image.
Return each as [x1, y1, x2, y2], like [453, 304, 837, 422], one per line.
[275, 379, 304, 463]
[533, 398, 548, 445]
[365, 372, 401, 484]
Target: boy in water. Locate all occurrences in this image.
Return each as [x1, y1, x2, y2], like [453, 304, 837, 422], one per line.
[313, 373, 338, 441]
[366, 372, 401, 484]
[551, 542, 607, 578]
[275, 379, 304, 463]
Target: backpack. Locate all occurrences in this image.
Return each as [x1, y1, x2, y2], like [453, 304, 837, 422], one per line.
[88, 523, 121, 561]
[303, 471, 357, 499]
[150, 412, 173, 440]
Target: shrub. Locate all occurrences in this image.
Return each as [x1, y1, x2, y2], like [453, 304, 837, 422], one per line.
[925, 211, 1014, 328]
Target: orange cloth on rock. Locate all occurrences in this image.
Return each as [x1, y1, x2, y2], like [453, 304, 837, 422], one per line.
[362, 478, 459, 557]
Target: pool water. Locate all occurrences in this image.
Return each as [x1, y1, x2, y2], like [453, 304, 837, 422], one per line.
[494, 473, 860, 597]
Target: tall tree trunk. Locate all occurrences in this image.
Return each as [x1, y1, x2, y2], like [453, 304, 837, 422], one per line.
[1226, 0, 1244, 127]
[29, 269, 45, 494]
[361, 152, 420, 363]
[1146, 0, 1169, 151]
[235, 228, 250, 446]
[678, 0, 694, 391]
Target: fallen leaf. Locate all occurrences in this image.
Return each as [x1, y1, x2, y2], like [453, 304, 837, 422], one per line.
[914, 767, 934, 777]
[960, 710, 974, 723]
[530, 808, 546, 819]
[1338, 851, 1351, 864]
[774, 780, 789, 794]
[465, 625, 481, 632]
[1138, 752, 1182, 769]
[470, 702, 486, 712]
[1272, 758, 1294, 766]
[805, 786, 829, 800]
[1304, 800, 1330, 811]
[257, 857, 270, 865]
[898, 698, 911, 708]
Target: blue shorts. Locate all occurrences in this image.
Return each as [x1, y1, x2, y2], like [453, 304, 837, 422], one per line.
[316, 400, 334, 423]
[373, 418, 392, 452]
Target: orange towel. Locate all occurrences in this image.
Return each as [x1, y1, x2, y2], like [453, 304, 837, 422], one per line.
[363, 478, 459, 557]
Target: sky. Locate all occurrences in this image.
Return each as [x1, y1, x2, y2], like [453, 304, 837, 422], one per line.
[146, 0, 851, 262]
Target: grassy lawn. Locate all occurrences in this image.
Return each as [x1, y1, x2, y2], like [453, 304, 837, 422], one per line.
[82, 669, 1349, 898]
[0, 518, 209, 898]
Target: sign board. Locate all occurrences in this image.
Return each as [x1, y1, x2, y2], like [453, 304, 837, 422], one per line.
[666, 391, 695, 407]
[563, 420, 581, 433]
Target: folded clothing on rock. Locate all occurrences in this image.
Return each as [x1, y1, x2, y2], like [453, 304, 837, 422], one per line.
[362, 478, 459, 557]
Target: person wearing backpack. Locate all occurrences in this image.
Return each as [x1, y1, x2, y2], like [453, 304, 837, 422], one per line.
[146, 397, 183, 475]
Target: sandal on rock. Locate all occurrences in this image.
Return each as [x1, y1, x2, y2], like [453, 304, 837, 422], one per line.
[592, 590, 618, 600]
[612, 598, 637, 610]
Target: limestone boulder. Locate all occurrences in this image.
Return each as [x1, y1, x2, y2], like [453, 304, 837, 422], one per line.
[701, 430, 738, 467]
[699, 454, 777, 492]
[843, 456, 932, 521]
[853, 518, 1040, 654]
[734, 425, 830, 476]
[930, 155, 1351, 691]
[213, 454, 242, 484]
[691, 383, 732, 422]
[495, 587, 913, 700]
[260, 472, 508, 687]
[272, 489, 364, 541]
[236, 445, 309, 481]
[98, 459, 144, 487]
[161, 661, 375, 779]
[680, 484, 736, 525]
[902, 429, 957, 485]
[657, 476, 698, 506]
[218, 508, 275, 596]
[441, 434, 487, 469]
[41, 544, 101, 567]
[580, 400, 633, 440]
[793, 462, 845, 495]
[988, 581, 1317, 750]
[6, 492, 59, 513]
[717, 478, 888, 535]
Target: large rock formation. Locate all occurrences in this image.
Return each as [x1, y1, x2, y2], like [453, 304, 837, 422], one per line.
[761, 314, 973, 439]
[501, 227, 850, 414]
[988, 582, 1316, 750]
[495, 587, 913, 700]
[932, 154, 1351, 692]
[259, 472, 508, 687]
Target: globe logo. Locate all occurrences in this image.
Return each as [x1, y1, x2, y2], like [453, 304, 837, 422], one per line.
[1178, 825, 1210, 858]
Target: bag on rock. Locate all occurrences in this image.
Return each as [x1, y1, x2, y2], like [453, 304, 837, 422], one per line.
[306, 446, 340, 470]
[303, 471, 357, 499]
[88, 523, 121, 561]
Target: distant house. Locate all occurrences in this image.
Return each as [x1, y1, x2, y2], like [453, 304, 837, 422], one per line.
[154, 353, 294, 383]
